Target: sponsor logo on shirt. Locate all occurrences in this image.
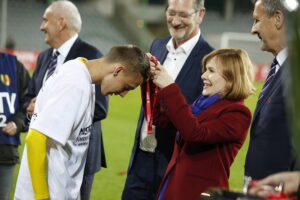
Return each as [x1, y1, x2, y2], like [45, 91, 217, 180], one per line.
[31, 113, 37, 122]
[0, 92, 17, 127]
[1, 74, 11, 86]
[73, 124, 92, 146]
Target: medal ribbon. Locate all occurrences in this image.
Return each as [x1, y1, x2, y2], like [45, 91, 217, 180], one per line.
[146, 56, 159, 135]
[146, 82, 158, 135]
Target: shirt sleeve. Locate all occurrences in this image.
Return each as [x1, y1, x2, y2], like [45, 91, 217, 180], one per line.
[30, 81, 89, 145]
[26, 128, 49, 199]
[157, 83, 252, 144]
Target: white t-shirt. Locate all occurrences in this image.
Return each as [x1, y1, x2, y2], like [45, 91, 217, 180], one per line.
[14, 58, 95, 200]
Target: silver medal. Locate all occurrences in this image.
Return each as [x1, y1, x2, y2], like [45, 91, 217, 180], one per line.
[142, 134, 157, 153]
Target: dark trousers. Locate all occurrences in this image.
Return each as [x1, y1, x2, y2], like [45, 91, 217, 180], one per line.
[80, 173, 95, 200]
[0, 164, 15, 200]
[122, 149, 169, 200]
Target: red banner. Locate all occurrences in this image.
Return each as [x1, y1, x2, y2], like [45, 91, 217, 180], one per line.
[1, 49, 40, 71]
[253, 63, 270, 82]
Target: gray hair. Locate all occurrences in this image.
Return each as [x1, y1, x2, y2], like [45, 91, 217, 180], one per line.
[194, 0, 205, 10]
[253, 0, 288, 17]
[51, 1, 82, 33]
[166, 0, 205, 11]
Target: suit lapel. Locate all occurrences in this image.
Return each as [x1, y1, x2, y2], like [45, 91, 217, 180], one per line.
[154, 39, 169, 63]
[39, 38, 81, 87]
[253, 68, 282, 120]
[158, 50, 168, 63]
[39, 49, 54, 82]
[64, 38, 81, 63]
[175, 36, 204, 84]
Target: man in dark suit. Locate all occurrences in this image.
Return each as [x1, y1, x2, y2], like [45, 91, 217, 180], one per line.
[122, 0, 213, 199]
[23, 1, 108, 199]
[245, 0, 297, 180]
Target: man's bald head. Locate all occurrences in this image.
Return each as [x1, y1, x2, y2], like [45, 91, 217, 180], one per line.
[50, 1, 82, 33]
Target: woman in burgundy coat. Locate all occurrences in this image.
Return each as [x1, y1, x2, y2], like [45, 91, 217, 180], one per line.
[151, 48, 256, 200]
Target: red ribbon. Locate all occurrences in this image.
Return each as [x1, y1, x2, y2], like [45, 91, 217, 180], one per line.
[145, 56, 159, 135]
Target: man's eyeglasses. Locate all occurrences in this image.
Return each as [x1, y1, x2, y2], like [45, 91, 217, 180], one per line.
[166, 10, 199, 19]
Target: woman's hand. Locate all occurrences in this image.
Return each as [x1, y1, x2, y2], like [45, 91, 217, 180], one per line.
[151, 61, 174, 89]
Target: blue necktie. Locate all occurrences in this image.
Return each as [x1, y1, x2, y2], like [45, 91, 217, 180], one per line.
[258, 58, 278, 100]
[46, 51, 59, 80]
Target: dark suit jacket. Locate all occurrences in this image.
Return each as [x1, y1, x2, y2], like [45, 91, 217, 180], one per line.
[24, 38, 109, 173]
[155, 83, 251, 200]
[245, 64, 296, 179]
[127, 35, 214, 176]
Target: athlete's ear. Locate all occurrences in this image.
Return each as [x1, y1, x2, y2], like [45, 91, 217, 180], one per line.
[113, 65, 124, 77]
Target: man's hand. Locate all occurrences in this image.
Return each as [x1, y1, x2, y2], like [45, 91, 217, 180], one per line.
[2, 121, 17, 136]
[248, 171, 300, 196]
[27, 97, 36, 117]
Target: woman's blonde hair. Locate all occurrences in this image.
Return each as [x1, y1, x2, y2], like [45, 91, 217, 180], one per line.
[202, 48, 256, 100]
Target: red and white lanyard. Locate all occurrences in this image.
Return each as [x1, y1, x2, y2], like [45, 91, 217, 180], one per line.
[145, 56, 159, 135]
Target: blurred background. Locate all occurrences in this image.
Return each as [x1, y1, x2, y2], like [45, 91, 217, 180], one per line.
[0, 0, 273, 74]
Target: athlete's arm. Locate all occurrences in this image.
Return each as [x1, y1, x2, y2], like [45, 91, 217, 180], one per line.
[26, 129, 49, 200]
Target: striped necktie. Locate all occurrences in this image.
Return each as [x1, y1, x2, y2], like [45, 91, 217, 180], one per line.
[46, 51, 60, 80]
[258, 58, 278, 101]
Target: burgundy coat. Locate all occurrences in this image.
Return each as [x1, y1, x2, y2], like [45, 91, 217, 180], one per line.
[154, 83, 252, 200]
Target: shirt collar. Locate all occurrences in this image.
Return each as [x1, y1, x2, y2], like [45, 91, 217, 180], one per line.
[55, 34, 78, 58]
[276, 47, 288, 67]
[166, 30, 201, 55]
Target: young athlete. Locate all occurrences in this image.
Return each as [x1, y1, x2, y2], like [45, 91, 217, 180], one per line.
[14, 45, 150, 200]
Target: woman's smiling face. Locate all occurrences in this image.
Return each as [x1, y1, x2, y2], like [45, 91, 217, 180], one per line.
[201, 57, 226, 97]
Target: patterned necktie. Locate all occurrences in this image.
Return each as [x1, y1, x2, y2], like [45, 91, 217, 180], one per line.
[258, 58, 278, 100]
[46, 51, 60, 80]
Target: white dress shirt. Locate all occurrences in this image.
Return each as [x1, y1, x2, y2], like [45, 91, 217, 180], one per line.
[275, 47, 288, 73]
[43, 34, 78, 84]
